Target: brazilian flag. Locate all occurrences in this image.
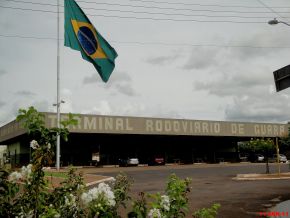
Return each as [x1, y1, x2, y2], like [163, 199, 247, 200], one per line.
[64, 0, 117, 82]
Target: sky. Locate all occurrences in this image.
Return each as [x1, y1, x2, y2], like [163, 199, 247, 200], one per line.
[0, 0, 290, 126]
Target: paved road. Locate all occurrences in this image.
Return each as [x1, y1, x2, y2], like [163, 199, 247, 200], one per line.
[87, 163, 290, 218]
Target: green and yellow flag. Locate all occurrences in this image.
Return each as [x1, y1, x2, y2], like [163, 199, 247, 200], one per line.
[64, 0, 117, 82]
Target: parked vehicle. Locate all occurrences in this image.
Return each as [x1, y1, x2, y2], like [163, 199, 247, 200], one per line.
[148, 156, 165, 166]
[269, 154, 288, 163]
[248, 154, 264, 162]
[239, 153, 249, 162]
[119, 157, 139, 167]
[255, 154, 265, 162]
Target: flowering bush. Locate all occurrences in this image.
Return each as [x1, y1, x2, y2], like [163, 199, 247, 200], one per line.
[8, 164, 32, 183]
[0, 148, 131, 218]
[129, 174, 192, 218]
[81, 183, 116, 217]
[192, 203, 221, 218]
[0, 107, 220, 218]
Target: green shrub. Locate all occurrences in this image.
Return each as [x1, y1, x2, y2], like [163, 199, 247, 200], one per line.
[192, 203, 221, 218]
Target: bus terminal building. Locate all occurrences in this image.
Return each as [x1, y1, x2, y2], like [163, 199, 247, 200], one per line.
[0, 112, 289, 167]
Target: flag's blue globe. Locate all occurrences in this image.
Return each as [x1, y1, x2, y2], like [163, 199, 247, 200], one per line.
[77, 26, 98, 55]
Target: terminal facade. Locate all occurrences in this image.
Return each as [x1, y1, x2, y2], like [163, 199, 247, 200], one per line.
[0, 112, 289, 167]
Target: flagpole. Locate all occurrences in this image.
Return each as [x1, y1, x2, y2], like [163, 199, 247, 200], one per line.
[56, 0, 61, 171]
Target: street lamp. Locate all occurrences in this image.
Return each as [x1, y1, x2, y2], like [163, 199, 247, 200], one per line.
[52, 100, 65, 107]
[268, 18, 290, 176]
[268, 18, 290, 26]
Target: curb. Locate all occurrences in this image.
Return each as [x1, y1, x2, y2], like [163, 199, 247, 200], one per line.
[86, 177, 115, 187]
[233, 173, 290, 181]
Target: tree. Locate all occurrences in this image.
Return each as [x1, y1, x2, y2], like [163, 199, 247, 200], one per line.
[280, 127, 290, 151]
[0, 107, 76, 217]
[241, 138, 275, 174]
[17, 106, 78, 146]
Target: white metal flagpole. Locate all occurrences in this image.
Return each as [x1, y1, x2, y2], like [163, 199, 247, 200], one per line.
[56, 0, 61, 170]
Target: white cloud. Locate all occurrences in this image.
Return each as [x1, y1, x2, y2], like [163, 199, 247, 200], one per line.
[83, 74, 100, 84]
[183, 47, 220, 70]
[146, 53, 181, 65]
[1, 0, 290, 126]
[83, 71, 138, 96]
[81, 101, 112, 115]
[225, 93, 290, 123]
[15, 90, 36, 97]
[0, 69, 7, 76]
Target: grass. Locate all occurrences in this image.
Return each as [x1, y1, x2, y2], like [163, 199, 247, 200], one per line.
[44, 171, 68, 178]
[44, 171, 68, 189]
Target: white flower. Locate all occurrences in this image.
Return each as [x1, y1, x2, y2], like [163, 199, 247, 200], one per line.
[64, 194, 77, 207]
[109, 177, 116, 184]
[148, 208, 162, 218]
[160, 195, 170, 211]
[16, 210, 33, 218]
[47, 143, 51, 149]
[97, 183, 116, 206]
[81, 192, 93, 205]
[21, 164, 32, 180]
[81, 182, 116, 207]
[8, 171, 22, 182]
[30, 140, 39, 149]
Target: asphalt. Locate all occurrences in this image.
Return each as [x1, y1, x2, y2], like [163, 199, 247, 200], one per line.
[269, 200, 290, 218]
[233, 170, 290, 217]
[47, 163, 290, 217]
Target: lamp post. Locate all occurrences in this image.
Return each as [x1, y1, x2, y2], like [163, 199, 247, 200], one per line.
[53, 100, 65, 170]
[268, 18, 290, 176]
[268, 18, 290, 26]
[55, 0, 62, 171]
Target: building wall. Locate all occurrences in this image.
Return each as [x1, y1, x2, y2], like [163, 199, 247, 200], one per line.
[1, 113, 289, 143]
[0, 113, 289, 166]
[44, 113, 289, 137]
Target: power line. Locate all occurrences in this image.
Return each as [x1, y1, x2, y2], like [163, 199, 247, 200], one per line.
[2, 0, 57, 7]
[0, 34, 57, 40]
[256, 0, 290, 23]
[0, 5, 57, 13]
[3, 0, 290, 20]
[3, 0, 290, 15]
[113, 40, 290, 49]
[81, 8, 290, 20]
[0, 1, 270, 20]
[77, 0, 290, 14]
[1, 0, 290, 24]
[4, 0, 290, 9]
[70, 3, 290, 20]
[125, 0, 290, 9]
[1, 33, 290, 49]
[88, 14, 264, 23]
[0, 5, 273, 24]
